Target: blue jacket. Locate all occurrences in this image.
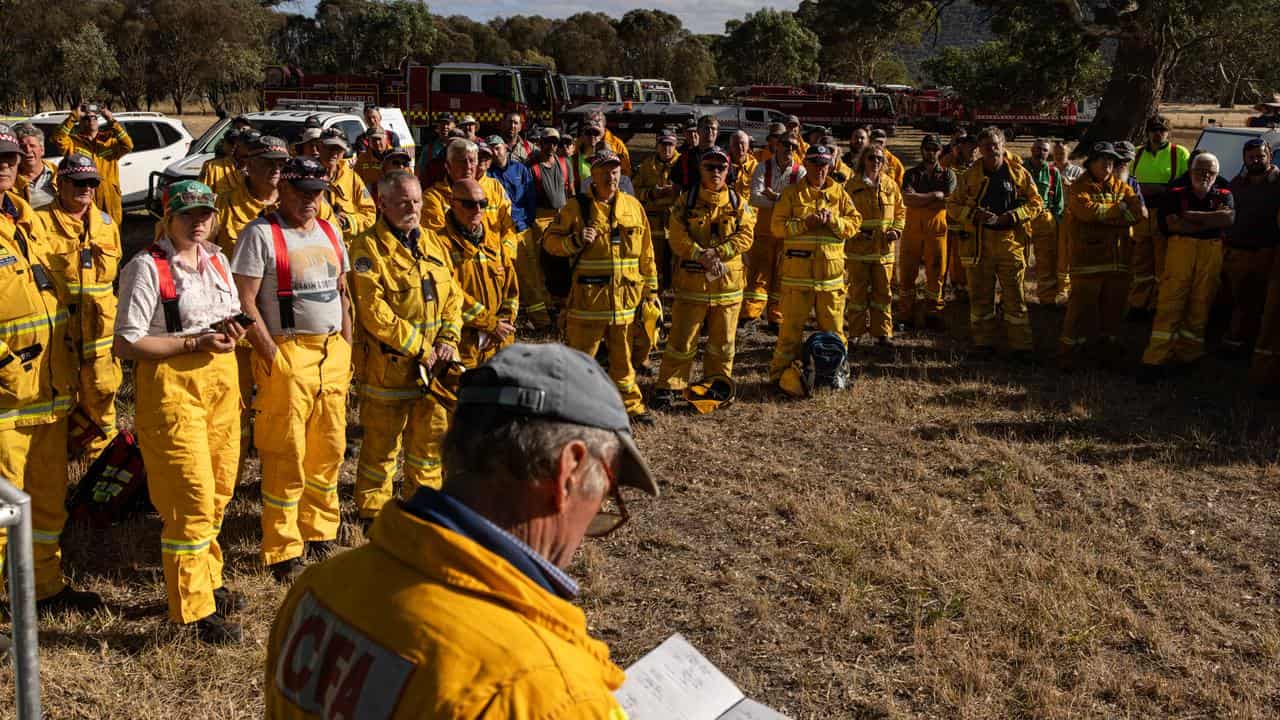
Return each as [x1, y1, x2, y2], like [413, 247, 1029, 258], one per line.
[489, 161, 536, 232]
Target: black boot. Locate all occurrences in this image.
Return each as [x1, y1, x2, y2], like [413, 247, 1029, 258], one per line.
[36, 586, 105, 616]
[269, 557, 306, 584]
[213, 587, 247, 616]
[194, 612, 243, 645]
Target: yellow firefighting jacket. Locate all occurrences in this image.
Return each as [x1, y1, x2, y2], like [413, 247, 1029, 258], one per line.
[49, 117, 133, 225]
[350, 219, 462, 399]
[37, 202, 120, 364]
[602, 129, 632, 177]
[733, 155, 758, 200]
[264, 498, 628, 720]
[433, 215, 519, 336]
[0, 192, 75, 429]
[198, 156, 237, 194]
[543, 191, 657, 324]
[667, 186, 756, 306]
[884, 149, 906, 186]
[633, 154, 680, 239]
[324, 162, 377, 239]
[1065, 174, 1139, 275]
[844, 174, 906, 264]
[771, 179, 862, 292]
[213, 174, 278, 256]
[421, 178, 517, 255]
[947, 160, 1044, 265]
[354, 150, 384, 191]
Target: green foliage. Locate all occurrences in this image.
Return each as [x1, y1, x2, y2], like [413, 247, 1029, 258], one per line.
[797, 0, 932, 83]
[56, 24, 119, 102]
[714, 9, 820, 86]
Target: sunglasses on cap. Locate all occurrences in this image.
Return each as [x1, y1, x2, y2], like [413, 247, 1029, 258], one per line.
[455, 197, 489, 210]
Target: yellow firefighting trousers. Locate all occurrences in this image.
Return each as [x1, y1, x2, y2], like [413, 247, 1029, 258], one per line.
[742, 230, 782, 323]
[355, 389, 449, 518]
[1142, 235, 1222, 365]
[656, 301, 741, 390]
[898, 208, 947, 319]
[515, 225, 551, 327]
[564, 318, 645, 414]
[846, 260, 894, 339]
[768, 287, 846, 380]
[1058, 272, 1128, 362]
[966, 233, 1032, 350]
[79, 354, 120, 455]
[1128, 214, 1163, 311]
[1030, 212, 1069, 304]
[134, 351, 239, 623]
[0, 418, 70, 600]
[254, 333, 349, 566]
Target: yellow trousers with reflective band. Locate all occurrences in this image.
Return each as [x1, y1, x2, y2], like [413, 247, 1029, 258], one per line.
[656, 301, 741, 390]
[1252, 249, 1280, 383]
[1142, 235, 1222, 366]
[768, 287, 846, 380]
[564, 318, 645, 414]
[898, 208, 947, 318]
[515, 224, 551, 326]
[79, 353, 121, 456]
[1029, 212, 1069, 304]
[0, 418, 70, 601]
[1058, 272, 1128, 360]
[134, 351, 239, 623]
[254, 333, 349, 566]
[846, 259, 894, 339]
[355, 389, 449, 518]
[966, 232, 1032, 350]
[742, 229, 782, 323]
[1128, 213, 1162, 311]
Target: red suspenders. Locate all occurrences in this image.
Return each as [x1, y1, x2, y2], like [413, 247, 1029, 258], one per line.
[268, 214, 343, 331]
[148, 244, 230, 333]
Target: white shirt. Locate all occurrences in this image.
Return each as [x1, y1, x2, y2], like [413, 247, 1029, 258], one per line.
[115, 238, 241, 343]
[750, 158, 806, 209]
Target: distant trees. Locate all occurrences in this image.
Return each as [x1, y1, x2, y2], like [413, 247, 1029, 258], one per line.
[714, 10, 821, 86]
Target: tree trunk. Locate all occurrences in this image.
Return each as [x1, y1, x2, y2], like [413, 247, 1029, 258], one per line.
[1075, 31, 1177, 151]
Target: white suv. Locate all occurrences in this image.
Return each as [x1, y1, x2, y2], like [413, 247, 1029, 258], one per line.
[24, 111, 193, 210]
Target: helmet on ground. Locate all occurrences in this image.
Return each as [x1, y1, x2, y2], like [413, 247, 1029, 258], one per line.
[683, 375, 737, 414]
[779, 362, 807, 398]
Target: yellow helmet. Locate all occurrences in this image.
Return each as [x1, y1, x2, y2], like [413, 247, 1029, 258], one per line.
[683, 375, 737, 414]
[779, 361, 807, 398]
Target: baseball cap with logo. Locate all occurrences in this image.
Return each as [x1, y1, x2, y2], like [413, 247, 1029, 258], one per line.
[294, 127, 323, 149]
[246, 135, 289, 160]
[538, 127, 561, 141]
[475, 140, 493, 157]
[657, 128, 678, 145]
[0, 123, 20, 155]
[804, 144, 835, 165]
[58, 154, 100, 183]
[591, 149, 622, 168]
[700, 146, 730, 164]
[1089, 141, 1122, 160]
[486, 134, 507, 148]
[166, 180, 217, 215]
[363, 127, 387, 140]
[1114, 141, 1137, 162]
[281, 157, 329, 191]
[456, 343, 659, 497]
[383, 148, 412, 165]
[320, 128, 349, 150]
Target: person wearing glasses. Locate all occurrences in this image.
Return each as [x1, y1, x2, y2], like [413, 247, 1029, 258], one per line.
[432, 179, 518, 368]
[947, 126, 1044, 363]
[745, 123, 806, 329]
[37, 154, 122, 457]
[651, 147, 756, 410]
[265, 342, 658, 719]
[844, 143, 906, 348]
[214, 135, 288, 256]
[49, 103, 133, 225]
[1139, 152, 1234, 383]
[232, 157, 352, 584]
[115, 181, 248, 643]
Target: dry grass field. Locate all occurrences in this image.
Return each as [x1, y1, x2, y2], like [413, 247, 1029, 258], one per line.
[2, 107, 1279, 719]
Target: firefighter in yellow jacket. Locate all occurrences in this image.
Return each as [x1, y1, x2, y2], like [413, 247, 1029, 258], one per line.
[729, 130, 758, 200]
[651, 147, 755, 409]
[0, 125, 103, 614]
[421, 139, 515, 250]
[947, 127, 1044, 361]
[49, 104, 133, 226]
[543, 149, 658, 425]
[351, 171, 463, 520]
[316, 129, 376, 239]
[1059, 142, 1144, 369]
[767, 145, 862, 381]
[266, 342, 658, 720]
[38, 155, 121, 456]
[432, 179, 519, 368]
[634, 128, 681, 289]
[844, 145, 905, 346]
[213, 135, 287, 255]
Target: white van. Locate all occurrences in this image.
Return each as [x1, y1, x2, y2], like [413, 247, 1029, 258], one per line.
[1192, 126, 1280, 179]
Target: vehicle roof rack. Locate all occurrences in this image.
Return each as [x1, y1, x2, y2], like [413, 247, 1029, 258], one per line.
[275, 98, 365, 114]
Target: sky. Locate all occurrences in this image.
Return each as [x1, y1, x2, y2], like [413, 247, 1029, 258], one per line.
[285, 0, 801, 35]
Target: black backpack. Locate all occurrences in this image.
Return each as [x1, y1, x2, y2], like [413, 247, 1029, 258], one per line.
[803, 332, 850, 391]
[541, 193, 594, 299]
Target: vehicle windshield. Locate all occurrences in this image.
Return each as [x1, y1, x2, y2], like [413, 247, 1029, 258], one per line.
[522, 74, 549, 110]
[1194, 130, 1263, 179]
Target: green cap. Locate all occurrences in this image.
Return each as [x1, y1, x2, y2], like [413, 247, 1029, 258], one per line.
[166, 180, 217, 215]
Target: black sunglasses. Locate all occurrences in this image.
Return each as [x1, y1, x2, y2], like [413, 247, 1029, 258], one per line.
[72, 178, 101, 188]
[455, 197, 489, 210]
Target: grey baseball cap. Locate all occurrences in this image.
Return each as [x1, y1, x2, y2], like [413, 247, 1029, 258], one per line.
[456, 343, 659, 496]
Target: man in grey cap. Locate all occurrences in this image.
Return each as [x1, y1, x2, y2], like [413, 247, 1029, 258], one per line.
[265, 342, 656, 718]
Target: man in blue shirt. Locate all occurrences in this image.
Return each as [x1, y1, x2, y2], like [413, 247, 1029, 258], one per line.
[486, 135, 540, 329]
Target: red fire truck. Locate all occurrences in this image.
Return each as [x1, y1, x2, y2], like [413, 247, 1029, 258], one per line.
[724, 83, 898, 137]
[262, 63, 570, 133]
[905, 88, 1093, 139]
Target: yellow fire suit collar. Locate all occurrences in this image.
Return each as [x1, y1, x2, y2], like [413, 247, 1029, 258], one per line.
[369, 497, 624, 681]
